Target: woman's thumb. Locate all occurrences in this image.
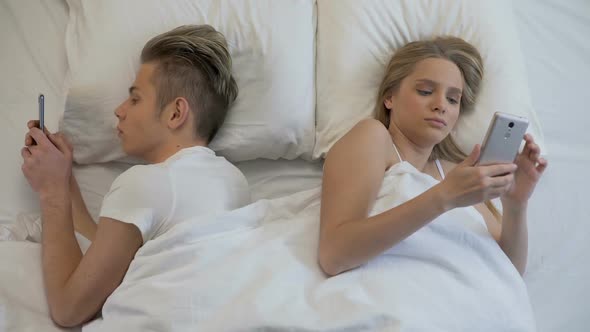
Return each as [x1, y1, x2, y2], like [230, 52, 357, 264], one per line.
[460, 144, 480, 167]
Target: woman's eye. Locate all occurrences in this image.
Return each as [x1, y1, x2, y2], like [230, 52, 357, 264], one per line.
[417, 89, 432, 96]
[447, 97, 458, 105]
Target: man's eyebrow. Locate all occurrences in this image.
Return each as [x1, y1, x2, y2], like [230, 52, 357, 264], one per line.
[415, 79, 462, 94]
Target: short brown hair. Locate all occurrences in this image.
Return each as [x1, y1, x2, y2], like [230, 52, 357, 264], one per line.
[141, 24, 238, 143]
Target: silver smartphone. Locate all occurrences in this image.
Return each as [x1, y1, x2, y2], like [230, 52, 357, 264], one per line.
[477, 112, 529, 165]
[38, 94, 45, 131]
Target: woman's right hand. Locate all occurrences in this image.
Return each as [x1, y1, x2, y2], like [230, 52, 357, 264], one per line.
[437, 145, 517, 211]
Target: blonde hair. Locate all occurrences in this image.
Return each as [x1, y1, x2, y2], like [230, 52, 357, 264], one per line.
[375, 36, 500, 220]
[141, 24, 238, 143]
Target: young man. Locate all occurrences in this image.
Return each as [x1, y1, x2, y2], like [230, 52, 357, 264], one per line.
[19, 25, 250, 327]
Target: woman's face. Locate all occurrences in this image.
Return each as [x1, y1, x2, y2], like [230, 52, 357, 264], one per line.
[384, 57, 464, 147]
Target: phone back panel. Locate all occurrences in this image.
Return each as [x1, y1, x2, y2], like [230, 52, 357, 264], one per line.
[478, 112, 529, 165]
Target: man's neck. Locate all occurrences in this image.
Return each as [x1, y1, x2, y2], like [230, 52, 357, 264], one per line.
[143, 139, 208, 164]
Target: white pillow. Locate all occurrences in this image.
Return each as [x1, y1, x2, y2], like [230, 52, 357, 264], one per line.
[0, 0, 69, 221]
[314, 0, 545, 159]
[62, 0, 316, 163]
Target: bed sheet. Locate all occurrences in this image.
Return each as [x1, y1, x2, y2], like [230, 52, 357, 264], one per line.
[512, 1, 590, 331]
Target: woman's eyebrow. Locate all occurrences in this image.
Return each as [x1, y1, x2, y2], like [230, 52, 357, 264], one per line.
[415, 79, 462, 94]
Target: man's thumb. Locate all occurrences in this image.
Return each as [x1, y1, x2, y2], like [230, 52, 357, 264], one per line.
[48, 133, 69, 155]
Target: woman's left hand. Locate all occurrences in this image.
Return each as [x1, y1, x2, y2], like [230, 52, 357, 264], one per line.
[501, 134, 548, 209]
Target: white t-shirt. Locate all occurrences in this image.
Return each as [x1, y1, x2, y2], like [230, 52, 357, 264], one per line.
[99, 146, 250, 243]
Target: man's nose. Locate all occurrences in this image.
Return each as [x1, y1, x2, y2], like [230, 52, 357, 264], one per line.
[114, 101, 126, 119]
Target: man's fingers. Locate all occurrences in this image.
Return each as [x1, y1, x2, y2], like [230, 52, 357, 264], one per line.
[25, 133, 33, 146]
[27, 120, 51, 135]
[48, 133, 72, 157]
[20, 147, 31, 159]
[28, 128, 50, 147]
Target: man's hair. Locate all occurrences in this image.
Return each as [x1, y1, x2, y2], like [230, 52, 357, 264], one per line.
[141, 24, 238, 143]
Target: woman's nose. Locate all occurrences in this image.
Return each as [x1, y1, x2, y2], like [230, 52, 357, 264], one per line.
[431, 94, 447, 114]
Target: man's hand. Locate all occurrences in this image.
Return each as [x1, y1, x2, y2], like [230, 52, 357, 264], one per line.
[21, 125, 73, 197]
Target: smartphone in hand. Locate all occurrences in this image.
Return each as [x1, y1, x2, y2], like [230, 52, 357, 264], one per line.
[31, 94, 46, 145]
[477, 112, 529, 166]
[38, 94, 45, 131]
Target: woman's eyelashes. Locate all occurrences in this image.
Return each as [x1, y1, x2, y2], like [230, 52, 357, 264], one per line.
[416, 89, 459, 105]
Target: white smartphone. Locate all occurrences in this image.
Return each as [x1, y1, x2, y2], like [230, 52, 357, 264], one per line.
[477, 112, 529, 165]
[38, 93, 45, 131]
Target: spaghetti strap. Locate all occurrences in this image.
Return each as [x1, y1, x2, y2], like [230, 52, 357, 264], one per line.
[434, 159, 445, 180]
[391, 140, 403, 162]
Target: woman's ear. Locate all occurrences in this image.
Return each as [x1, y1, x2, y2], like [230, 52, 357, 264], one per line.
[384, 95, 395, 110]
[167, 97, 190, 130]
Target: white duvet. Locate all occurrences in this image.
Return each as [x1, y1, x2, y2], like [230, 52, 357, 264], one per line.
[1, 162, 535, 331]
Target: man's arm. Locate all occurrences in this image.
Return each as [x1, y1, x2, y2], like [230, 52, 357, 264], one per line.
[70, 176, 98, 241]
[22, 128, 143, 327]
[41, 185, 142, 327]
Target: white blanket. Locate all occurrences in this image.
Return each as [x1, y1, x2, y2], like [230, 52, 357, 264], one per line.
[1, 162, 536, 331]
[84, 161, 534, 331]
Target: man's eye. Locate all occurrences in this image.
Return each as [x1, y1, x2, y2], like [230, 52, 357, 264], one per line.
[131, 98, 139, 105]
[417, 89, 432, 96]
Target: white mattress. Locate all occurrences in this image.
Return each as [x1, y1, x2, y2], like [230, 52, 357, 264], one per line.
[1, 0, 589, 331]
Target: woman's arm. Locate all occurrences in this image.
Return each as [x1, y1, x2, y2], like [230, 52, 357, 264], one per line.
[497, 134, 547, 275]
[319, 119, 450, 276]
[319, 119, 518, 276]
[498, 205, 528, 275]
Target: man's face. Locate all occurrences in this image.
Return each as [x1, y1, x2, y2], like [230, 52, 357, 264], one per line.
[114, 63, 167, 160]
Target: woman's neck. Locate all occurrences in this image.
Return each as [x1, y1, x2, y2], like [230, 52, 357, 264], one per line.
[388, 126, 433, 172]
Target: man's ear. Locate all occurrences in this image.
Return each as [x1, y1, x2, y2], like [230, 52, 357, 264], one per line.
[167, 97, 191, 130]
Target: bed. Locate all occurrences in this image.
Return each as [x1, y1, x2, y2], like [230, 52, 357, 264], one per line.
[1, 0, 588, 331]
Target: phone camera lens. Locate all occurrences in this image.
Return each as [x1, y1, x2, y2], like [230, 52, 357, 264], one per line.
[508, 122, 514, 128]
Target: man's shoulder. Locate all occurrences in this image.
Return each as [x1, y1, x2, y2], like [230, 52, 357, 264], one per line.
[112, 163, 169, 188]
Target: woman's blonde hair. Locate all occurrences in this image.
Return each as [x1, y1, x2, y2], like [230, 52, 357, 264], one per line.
[375, 37, 500, 220]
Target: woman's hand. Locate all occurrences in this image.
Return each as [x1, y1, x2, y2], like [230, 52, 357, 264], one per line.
[501, 134, 547, 210]
[437, 145, 517, 211]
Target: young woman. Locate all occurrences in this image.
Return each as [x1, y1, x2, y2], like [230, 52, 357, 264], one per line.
[319, 36, 547, 278]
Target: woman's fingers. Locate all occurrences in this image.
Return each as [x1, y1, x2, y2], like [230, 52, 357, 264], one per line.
[528, 143, 540, 161]
[480, 163, 517, 177]
[489, 173, 514, 188]
[536, 157, 548, 174]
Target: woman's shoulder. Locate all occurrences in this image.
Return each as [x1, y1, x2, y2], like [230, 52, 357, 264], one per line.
[330, 119, 392, 153]
[326, 118, 395, 171]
